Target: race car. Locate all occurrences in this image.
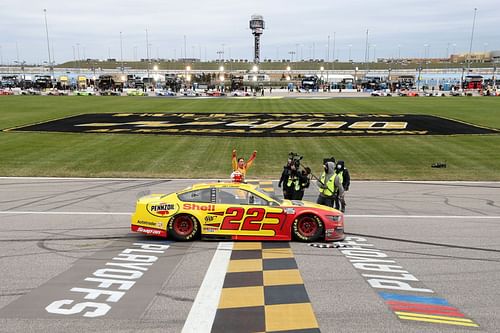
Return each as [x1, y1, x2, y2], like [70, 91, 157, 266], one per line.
[370, 90, 392, 97]
[131, 182, 344, 242]
[47, 89, 69, 96]
[398, 89, 419, 97]
[0, 89, 15, 96]
[205, 90, 226, 97]
[182, 89, 201, 97]
[100, 90, 121, 96]
[74, 89, 95, 96]
[127, 89, 148, 96]
[231, 90, 251, 97]
[155, 89, 176, 97]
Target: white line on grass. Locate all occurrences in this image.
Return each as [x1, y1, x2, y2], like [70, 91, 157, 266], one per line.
[182, 242, 233, 333]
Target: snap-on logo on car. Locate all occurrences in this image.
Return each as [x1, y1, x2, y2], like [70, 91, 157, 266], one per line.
[147, 203, 177, 217]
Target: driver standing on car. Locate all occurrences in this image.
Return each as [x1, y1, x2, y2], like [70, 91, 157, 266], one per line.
[232, 149, 257, 182]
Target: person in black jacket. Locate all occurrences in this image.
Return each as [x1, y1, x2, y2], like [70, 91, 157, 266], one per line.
[293, 167, 311, 200]
[334, 160, 350, 212]
[278, 158, 293, 199]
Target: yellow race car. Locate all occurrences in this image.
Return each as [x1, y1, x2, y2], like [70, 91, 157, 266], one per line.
[131, 182, 344, 242]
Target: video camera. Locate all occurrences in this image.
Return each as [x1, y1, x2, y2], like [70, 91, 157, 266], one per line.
[288, 152, 303, 169]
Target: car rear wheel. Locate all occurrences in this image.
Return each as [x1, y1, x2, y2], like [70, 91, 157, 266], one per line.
[292, 215, 324, 242]
[168, 214, 199, 241]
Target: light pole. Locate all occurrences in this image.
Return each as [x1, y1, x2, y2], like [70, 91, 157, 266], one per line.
[332, 32, 336, 62]
[185, 65, 191, 89]
[354, 66, 358, 90]
[219, 65, 225, 92]
[285, 65, 292, 90]
[320, 66, 324, 91]
[467, 8, 478, 72]
[120, 32, 124, 73]
[364, 29, 369, 71]
[493, 65, 497, 92]
[388, 67, 392, 92]
[348, 44, 352, 62]
[461, 65, 465, 92]
[416, 65, 423, 92]
[327, 35, 330, 62]
[146, 29, 150, 84]
[43, 9, 53, 78]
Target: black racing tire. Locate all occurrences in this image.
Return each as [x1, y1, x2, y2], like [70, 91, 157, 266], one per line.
[292, 214, 324, 242]
[167, 214, 199, 241]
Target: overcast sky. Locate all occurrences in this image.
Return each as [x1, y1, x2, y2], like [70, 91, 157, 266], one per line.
[1, 0, 498, 65]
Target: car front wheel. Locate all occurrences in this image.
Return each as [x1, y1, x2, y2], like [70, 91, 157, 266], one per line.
[168, 214, 199, 241]
[292, 215, 324, 242]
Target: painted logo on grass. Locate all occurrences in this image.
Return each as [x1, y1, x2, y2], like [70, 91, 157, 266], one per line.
[6, 113, 498, 137]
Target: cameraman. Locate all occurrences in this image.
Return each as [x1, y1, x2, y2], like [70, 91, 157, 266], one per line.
[293, 167, 311, 200]
[279, 153, 307, 200]
[278, 158, 293, 199]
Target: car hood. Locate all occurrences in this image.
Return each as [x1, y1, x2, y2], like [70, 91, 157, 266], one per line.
[281, 199, 339, 212]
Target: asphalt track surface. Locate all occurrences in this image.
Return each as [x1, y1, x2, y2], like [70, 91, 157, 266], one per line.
[0, 177, 499, 333]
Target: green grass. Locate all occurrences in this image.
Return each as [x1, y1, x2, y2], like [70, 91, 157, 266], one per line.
[1, 96, 499, 180]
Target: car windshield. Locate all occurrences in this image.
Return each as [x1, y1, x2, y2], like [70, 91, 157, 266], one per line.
[254, 186, 282, 205]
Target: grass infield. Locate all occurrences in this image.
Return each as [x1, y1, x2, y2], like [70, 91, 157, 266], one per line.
[1, 96, 499, 180]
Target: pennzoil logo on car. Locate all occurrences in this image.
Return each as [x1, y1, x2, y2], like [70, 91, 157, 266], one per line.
[7, 113, 499, 137]
[146, 203, 177, 217]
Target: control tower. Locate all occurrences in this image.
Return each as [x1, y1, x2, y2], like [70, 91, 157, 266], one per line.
[249, 14, 265, 64]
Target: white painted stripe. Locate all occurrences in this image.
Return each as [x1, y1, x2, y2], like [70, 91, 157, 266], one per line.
[182, 242, 233, 333]
[0, 211, 131, 216]
[0, 211, 499, 219]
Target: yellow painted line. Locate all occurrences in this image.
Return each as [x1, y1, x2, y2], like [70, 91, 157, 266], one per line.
[395, 312, 478, 327]
[394, 312, 475, 323]
[263, 269, 303, 286]
[398, 315, 479, 327]
[259, 181, 273, 185]
[218, 286, 264, 309]
[262, 187, 275, 192]
[265, 303, 318, 331]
